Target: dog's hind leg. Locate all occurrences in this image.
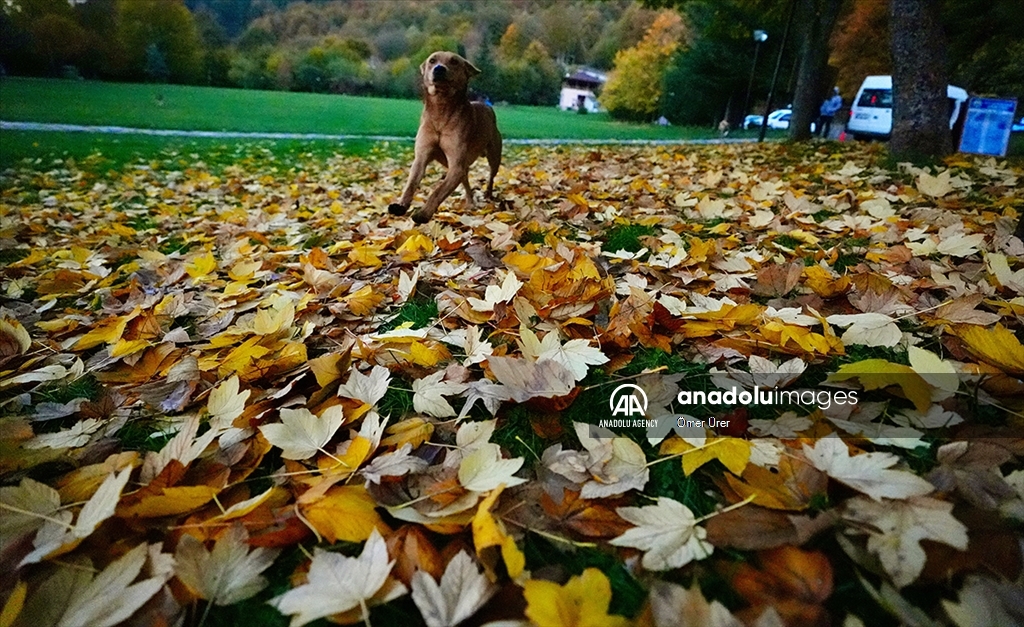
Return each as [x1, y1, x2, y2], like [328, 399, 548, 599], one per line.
[462, 174, 475, 209]
[485, 136, 501, 200]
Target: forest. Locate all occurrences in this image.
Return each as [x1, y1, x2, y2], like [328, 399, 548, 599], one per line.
[0, 0, 1022, 126]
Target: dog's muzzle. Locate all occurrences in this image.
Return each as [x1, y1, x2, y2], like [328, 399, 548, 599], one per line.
[431, 65, 447, 81]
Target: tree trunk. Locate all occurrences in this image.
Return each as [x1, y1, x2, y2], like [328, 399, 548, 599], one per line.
[889, 0, 952, 159]
[790, 0, 843, 141]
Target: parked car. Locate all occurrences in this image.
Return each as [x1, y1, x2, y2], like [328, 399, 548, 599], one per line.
[1012, 116, 1024, 132]
[743, 114, 764, 129]
[764, 109, 816, 132]
[847, 75, 968, 141]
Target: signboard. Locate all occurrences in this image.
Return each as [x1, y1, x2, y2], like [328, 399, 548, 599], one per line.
[958, 97, 1017, 157]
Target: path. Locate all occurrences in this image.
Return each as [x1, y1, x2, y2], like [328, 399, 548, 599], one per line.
[0, 120, 755, 146]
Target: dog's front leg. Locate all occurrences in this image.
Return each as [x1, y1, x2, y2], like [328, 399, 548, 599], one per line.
[388, 150, 430, 216]
[411, 165, 467, 224]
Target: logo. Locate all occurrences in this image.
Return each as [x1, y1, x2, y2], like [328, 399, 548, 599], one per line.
[609, 383, 648, 417]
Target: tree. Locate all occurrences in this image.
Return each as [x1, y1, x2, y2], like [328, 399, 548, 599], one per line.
[116, 0, 203, 83]
[829, 1, 891, 99]
[789, 0, 843, 141]
[889, 0, 951, 159]
[601, 11, 686, 121]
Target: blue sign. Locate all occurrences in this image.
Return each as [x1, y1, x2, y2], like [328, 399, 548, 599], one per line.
[959, 98, 1017, 157]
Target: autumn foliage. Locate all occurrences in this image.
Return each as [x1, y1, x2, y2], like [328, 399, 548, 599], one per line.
[1, 140, 1023, 626]
[600, 11, 688, 122]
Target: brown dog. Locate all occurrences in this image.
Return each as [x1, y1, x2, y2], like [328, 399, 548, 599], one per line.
[388, 51, 502, 224]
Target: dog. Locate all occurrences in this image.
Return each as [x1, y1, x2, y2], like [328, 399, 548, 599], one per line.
[388, 51, 502, 224]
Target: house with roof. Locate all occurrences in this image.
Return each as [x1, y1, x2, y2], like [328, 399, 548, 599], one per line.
[558, 68, 606, 113]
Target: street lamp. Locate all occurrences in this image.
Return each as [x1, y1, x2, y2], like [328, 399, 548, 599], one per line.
[743, 30, 768, 126]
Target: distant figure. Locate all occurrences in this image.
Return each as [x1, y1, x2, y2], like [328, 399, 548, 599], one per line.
[656, 116, 670, 126]
[818, 87, 842, 138]
[718, 119, 730, 137]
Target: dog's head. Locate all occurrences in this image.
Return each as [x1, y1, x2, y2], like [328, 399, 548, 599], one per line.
[421, 51, 480, 96]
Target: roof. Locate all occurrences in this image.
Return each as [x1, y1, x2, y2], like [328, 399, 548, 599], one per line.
[563, 69, 606, 85]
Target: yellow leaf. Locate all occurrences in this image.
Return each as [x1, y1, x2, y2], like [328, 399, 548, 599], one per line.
[397, 232, 435, 261]
[73, 314, 131, 350]
[380, 417, 435, 449]
[954, 324, 1024, 376]
[348, 243, 384, 268]
[406, 340, 449, 367]
[253, 301, 295, 335]
[523, 568, 630, 627]
[660, 437, 751, 476]
[0, 317, 31, 357]
[472, 487, 525, 581]
[117, 485, 220, 518]
[300, 485, 389, 543]
[344, 285, 385, 316]
[317, 435, 373, 478]
[228, 259, 262, 281]
[56, 452, 139, 503]
[186, 252, 218, 281]
[109, 338, 150, 358]
[218, 337, 270, 377]
[828, 359, 932, 411]
[0, 580, 26, 627]
[308, 353, 345, 388]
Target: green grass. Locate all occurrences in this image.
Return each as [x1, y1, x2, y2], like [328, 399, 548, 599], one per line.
[0, 130, 389, 171]
[0, 77, 750, 142]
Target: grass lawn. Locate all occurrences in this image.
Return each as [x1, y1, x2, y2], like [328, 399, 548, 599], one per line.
[0, 76, 747, 141]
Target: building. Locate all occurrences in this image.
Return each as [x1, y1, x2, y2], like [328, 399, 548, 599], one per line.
[558, 69, 606, 113]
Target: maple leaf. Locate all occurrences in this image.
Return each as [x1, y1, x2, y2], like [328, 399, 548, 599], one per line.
[412, 371, 469, 418]
[827, 359, 933, 411]
[466, 271, 522, 312]
[272, 529, 405, 626]
[802, 437, 934, 501]
[362, 443, 429, 484]
[21, 467, 132, 565]
[520, 327, 609, 380]
[487, 356, 575, 403]
[300, 484, 389, 543]
[610, 497, 714, 571]
[647, 581, 743, 627]
[0, 478, 61, 552]
[18, 543, 170, 627]
[458, 443, 526, 492]
[471, 486, 525, 581]
[953, 323, 1024, 376]
[259, 406, 344, 460]
[337, 364, 391, 406]
[174, 525, 280, 606]
[660, 436, 751, 477]
[410, 551, 497, 627]
[523, 568, 630, 627]
[825, 312, 901, 348]
[843, 495, 968, 587]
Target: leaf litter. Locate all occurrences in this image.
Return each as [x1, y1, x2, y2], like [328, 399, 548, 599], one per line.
[1, 141, 1023, 626]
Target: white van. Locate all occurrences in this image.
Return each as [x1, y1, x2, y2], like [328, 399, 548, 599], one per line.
[847, 75, 968, 140]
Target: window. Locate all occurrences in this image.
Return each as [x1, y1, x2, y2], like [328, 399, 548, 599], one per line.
[857, 89, 892, 108]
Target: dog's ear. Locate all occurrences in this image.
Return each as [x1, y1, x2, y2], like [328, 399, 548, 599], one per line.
[456, 54, 480, 77]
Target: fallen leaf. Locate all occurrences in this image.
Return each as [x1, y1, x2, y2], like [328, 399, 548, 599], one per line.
[271, 528, 405, 626]
[522, 568, 630, 627]
[802, 437, 934, 501]
[259, 405, 344, 460]
[411, 550, 497, 627]
[843, 495, 968, 587]
[174, 524, 280, 605]
[610, 497, 714, 571]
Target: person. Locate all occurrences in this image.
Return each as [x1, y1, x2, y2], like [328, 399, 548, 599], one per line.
[818, 87, 843, 138]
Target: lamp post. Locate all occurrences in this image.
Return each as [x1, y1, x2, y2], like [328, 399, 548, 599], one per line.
[759, 0, 797, 142]
[743, 30, 767, 126]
